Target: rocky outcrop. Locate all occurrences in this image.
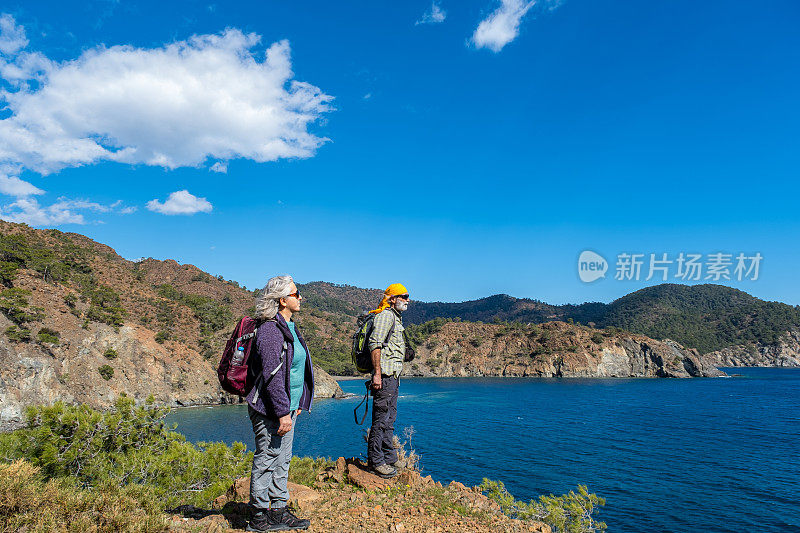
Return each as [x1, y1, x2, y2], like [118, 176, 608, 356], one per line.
[0, 316, 343, 432]
[402, 321, 726, 379]
[702, 328, 800, 368]
[314, 366, 347, 398]
[174, 458, 552, 533]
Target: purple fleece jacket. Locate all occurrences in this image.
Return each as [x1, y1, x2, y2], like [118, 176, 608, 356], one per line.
[246, 313, 315, 419]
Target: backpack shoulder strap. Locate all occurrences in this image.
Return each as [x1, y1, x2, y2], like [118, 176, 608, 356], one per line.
[269, 341, 288, 378]
[251, 338, 288, 403]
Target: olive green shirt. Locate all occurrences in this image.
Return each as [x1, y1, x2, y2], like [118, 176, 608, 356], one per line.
[367, 308, 405, 377]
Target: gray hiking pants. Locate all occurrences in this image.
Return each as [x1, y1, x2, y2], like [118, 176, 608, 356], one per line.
[249, 406, 296, 511]
[368, 375, 399, 466]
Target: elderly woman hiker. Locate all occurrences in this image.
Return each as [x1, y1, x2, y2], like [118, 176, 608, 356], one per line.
[245, 275, 314, 532]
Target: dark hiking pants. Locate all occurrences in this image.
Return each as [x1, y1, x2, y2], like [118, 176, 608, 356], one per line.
[368, 374, 399, 466]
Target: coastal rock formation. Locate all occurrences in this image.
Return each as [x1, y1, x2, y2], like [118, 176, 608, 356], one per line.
[702, 327, 800, 368]
[313, 365, 347, 399]
[0, 314, 343, 432]
[403, 321, 726, 379]
[0, 222, 350, 432]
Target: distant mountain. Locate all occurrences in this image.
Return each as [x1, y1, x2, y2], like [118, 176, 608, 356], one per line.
[300, 282, 800, 356]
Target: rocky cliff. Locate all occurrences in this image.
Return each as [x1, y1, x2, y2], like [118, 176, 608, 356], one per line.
[701, 327, 800, 368]
[0, 223, 344, 432]
[0, 308, 345, 432]
[403, 320, 726, 379]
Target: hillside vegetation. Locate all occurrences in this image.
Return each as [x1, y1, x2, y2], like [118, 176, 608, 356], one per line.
[301, 282, 800, 355]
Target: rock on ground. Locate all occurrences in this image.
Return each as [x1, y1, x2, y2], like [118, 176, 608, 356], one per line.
[172, 458, 552, 533]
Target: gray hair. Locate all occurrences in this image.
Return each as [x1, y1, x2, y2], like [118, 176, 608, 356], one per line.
[254, 275, 294, 320]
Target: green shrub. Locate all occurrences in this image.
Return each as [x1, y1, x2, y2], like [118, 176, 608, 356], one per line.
[103, 347, 118, 359]
[85, 285, 126, 327]
[0, 288, 45, 324]
[63, 293, 77, 308]
[155, 331, 169, 344]
[0, 397, 251, 509]
[405, 317, 451, 346]
[0, 261, 19, 285]
[288, 456, 334, 487]
[590, 333, 604, 345]
[156, 284, 233, 351]
[425, 357, 442, 369]
[5, 325, 31, 342]
[98, 365, 114, 380]
[36, 328, 60, 345]
[480, 478, 606, 533]
[531, 346, 552, 358]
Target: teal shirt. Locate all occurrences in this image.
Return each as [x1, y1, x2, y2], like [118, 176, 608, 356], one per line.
[287, 321, 307, 412]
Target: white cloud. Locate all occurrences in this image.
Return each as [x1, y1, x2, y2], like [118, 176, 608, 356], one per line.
[49, 197, 116, 213]
[0, 182, 137, 224]
[146, 190, 212, 215]
[417, 2, 447, 25]
[0, 197, 85, 225]
[0, 17, 334, 177]
[472, 0, 536, 52]
[0, 196, 125, 225]
[0, 14, 28, 55]
[209, 161, 227, 173]
[0, 175, 44, 196]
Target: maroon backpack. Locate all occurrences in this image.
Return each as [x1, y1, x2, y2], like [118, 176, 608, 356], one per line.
[217, 316, 260, 396]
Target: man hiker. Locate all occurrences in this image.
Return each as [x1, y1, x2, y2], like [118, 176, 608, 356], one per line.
[367, 283, 410, 478]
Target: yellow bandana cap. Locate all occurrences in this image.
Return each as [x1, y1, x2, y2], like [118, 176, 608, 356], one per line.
[370, 283, 409, 314]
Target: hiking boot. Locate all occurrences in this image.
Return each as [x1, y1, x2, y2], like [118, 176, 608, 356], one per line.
[245, 512, 272, 532]
[372, 463, 398, 478]
[246, 506, 310, 531]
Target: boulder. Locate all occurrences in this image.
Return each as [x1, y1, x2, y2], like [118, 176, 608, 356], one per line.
[212, 476, 320, 511]
[313, 367, 345, 398]
[346, 461, 392, 490]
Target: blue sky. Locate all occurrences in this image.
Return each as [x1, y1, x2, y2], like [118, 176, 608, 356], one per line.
[0, 0, 799, 306]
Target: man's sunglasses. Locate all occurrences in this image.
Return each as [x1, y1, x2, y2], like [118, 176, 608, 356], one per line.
[395, 294, 410, 300]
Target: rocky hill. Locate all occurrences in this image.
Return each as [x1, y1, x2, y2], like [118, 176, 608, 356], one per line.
[0, 222, 345, 431]
[402, 319, 724, 379]
[702, 327, 800, 367]
[301, 281, 800, 365]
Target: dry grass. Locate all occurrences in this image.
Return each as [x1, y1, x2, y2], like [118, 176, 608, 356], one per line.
[0, 460, 169, 533]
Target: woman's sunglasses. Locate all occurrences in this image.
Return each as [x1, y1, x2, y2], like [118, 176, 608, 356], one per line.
[285, 291, 301, 299]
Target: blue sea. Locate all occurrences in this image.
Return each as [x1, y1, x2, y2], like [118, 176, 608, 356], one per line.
[166, 368, 800, 532]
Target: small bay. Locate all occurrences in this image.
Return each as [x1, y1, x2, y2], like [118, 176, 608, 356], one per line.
[166, 368, 800, 532]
